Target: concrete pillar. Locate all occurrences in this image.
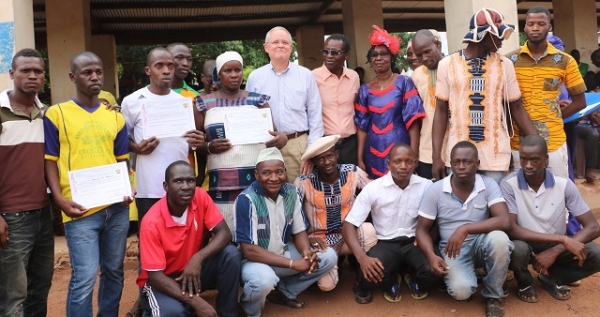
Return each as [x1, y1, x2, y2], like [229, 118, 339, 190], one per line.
[91, 34, 119, 98]
[0, 0, 35, 90]
[296, 25, 325, 71]
[46, 0, 91, 104]
[444, 0, 519, 55]
[342, 0, 383, 81]
[552, 0, 597, 68]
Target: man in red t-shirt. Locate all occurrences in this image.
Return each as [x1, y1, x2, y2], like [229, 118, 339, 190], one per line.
[137, 161, 240, 317]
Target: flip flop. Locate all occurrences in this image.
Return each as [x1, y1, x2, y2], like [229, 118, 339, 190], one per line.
[517, 285, 539, 303]
[383, 282, 402, 303]
[538, 275, 571, 301]
[266, 290, 308, 309]
[403, 273, 429, 300]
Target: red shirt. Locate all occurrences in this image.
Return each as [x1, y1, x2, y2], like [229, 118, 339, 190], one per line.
[136, 188, 223, 287]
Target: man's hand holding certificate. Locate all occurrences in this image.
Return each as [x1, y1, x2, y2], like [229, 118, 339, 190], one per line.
[224, 108, 274, 145]
[141, 98, 195, 139]
[69, 162, 133, 210]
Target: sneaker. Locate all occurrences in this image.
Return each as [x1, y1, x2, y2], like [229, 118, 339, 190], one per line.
[353, 280, 372, 304]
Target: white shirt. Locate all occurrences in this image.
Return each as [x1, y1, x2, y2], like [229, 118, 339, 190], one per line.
[121, 87, 190, 198]
[345, 173, 432, 240]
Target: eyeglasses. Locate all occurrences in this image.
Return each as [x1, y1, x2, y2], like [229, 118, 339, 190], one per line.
[370, 51, 391, 59]
[321, 49, 346, 57]
[267, 40, 293, 46]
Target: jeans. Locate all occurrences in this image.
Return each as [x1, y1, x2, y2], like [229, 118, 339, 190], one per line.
[64, 203, 129, 317]
[140, 245, 241, 317]
[0, 206, 54, 317]
[240, 244, 337, 317]
[441, 231, 513, 300]
[510, 240, 600, 287]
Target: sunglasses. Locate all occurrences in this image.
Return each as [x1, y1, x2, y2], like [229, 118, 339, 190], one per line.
[321, 49, 346, 57]
[370, 51, 391, 59]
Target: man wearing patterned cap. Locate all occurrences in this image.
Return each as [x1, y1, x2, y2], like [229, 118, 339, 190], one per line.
[507, 6, 587, 179]
[294, 135, 376, 292]
[233, 147, 337, 316]
[432, 8, 536, 183]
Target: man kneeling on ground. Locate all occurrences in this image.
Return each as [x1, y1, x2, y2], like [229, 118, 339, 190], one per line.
[501, 135, 600, 303]
[295, 135, 376, 292]
[137, 161, 241, 317]
[343, 144, 437, 304]
[234, 148, 337, 316]
[416, 141, 513, 317]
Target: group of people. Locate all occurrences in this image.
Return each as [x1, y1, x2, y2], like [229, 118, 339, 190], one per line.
[2, 4, 600, 317]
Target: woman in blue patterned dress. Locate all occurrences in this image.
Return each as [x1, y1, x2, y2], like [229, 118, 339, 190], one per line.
[193, 51, 287, 232]
[355, 26, 425, 179]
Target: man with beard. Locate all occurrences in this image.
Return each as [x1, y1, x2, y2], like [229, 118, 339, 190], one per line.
[312, 35, 360, 165]
[501, 135, 600, 303]
[411, 29, 446, 179]
[343, 144, 435, 304]
[417, 141, 513, 317]
[507, 6, 587, 179]
[432, 8, 535, 183]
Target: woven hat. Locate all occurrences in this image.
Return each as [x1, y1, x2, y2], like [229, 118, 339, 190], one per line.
[256, 147, 285, 165]
[301, 135, 340, 161]
[463, 8, 515, 43]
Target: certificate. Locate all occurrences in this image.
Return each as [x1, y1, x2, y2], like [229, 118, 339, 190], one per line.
[141, 98, 195, 139]
[69, 162, 132, 209]
[224, 108, 274, 145]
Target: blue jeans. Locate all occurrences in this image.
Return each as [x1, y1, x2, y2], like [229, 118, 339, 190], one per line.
[64, 203, 129, 317]
[0, 206, 54, 317]
[441, 231, 513, 300]
[240, 244, 337, 317]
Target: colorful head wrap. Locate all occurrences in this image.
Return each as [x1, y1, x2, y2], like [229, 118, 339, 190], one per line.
[462, 8, 515, 43]
[369, 25, 401, 55]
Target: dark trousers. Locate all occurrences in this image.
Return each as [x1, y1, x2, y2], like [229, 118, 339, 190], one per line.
[136, 198, 161, 223]
[140, 245, 242, 317]
[509, 240, 600, 287]
[576, 125, 599, 169]
[337, 134, 358, 165]
[416, 161, 433, 180]
[363, 236, 437, 290]
[0, 206, 54, 317]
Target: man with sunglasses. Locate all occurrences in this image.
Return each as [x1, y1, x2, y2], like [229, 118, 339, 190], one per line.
[312, 34, 360, 165]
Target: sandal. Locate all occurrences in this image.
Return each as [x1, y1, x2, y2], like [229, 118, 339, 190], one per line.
[266, 290, 308, 309]
[517, 285, 539, 303]
[403, 273, 429, 300]
[485, 298, 505, 317]
[538, 275, 571, 301]
[383, 280, 402, 303]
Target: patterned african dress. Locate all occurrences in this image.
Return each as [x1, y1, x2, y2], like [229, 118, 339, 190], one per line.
[293, 164, 370, 247]
[354, 75, 425, 179]
[196, 92, 270, 232]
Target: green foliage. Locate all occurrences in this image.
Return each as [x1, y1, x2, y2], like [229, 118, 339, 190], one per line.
[116, 39, 275, 90]
[393, 32, 415, 72]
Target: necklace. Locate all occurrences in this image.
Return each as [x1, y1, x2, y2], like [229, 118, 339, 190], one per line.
[376, 73, 394, 91]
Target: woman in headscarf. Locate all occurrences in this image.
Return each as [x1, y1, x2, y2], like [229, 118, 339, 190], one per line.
[193, 51, 287, 232]
[355, 25, 425, 179]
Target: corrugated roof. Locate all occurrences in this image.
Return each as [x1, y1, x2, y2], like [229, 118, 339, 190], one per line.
[31, 0, 600, 46]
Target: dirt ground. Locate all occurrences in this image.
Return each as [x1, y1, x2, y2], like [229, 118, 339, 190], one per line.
[47, 180, 600, 317]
